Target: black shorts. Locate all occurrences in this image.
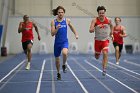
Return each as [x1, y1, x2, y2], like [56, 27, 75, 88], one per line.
[22, 40, 33, 54]
[113, 42, 123, 53]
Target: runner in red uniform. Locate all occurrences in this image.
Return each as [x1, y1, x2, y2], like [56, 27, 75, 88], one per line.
[113, 17, 127, 65]
[18, 15, 41, 70]
[89, 6, 113, 76]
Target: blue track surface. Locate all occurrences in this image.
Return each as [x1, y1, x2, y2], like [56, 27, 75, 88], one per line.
[0, 53, 140, 93]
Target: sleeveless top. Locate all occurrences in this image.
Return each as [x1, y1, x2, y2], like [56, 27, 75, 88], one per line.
[94, 17, 110, 41]
[21, 21, 33, 42]
[54, 18, 68, 43]
[113, 25, 123, 44]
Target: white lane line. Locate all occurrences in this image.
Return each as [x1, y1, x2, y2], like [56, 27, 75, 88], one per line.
[67, 63, 89, 93]
[0, 60, 25, 90]
[51, 57, 55, 93]
[108, 61, 140, 76]
[0, 60, 25, 83]
[120, 71, 140, 80]
[92, 57, 140, 76]
[36, 60, 46, 93]
[72, 58, 114, 93]
[85, 60, 139, 93]
[124, 59, 140, 67]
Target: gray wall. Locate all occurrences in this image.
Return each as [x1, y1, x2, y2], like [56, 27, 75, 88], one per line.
[2, 0, 140, 54]
[6, 16, 140, 54]
[13, 0, 140, 17]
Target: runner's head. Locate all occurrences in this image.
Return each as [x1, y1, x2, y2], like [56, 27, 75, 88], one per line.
[97, 6, 106, 18]
[23, 15, 29, 22]
[52, 6, 65, 19]
[114, 17, 121, 25]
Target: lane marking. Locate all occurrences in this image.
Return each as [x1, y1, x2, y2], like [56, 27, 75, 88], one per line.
[72, 58, 114, 93]
[92, 57, 140, 76]
[67, 63, 89, 93]
[0, 60, 25, 83]
[85, 60, 139, 93]
[0, 60, 24, 90]
[108, 61, 140, 76]
[124, 59, 140, 67]
[51, 57, 55, 93]
[120, 71, 140, 80]
[36, 60, 46, 93]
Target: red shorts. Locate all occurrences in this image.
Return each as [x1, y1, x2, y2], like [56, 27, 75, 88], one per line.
[94, 40, 109, 54]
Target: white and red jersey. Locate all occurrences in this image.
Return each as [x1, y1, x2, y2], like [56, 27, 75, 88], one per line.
[21, 21, 34, 42]
[94, 17, 111, 41]
[113, 25, 123, 44]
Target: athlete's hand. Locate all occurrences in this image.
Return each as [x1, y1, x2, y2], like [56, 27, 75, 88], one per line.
[75, 35, 79, 39]
[89, 29, 94, 33]
[56, 24, 61, 29]
[110, 35, 114, 41]
[38, 35, 41, 40]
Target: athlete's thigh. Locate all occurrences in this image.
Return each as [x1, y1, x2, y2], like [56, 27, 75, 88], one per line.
[102, 40, 109, 52]
[27, 40, 33, 49]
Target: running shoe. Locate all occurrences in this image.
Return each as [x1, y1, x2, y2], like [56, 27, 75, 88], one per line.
[102, 70, 106, 76]
[57, 73, 61, 80]
[62, 65, 67, 73]
[116, 62, 119, 65]
[25, 62, 30, 70]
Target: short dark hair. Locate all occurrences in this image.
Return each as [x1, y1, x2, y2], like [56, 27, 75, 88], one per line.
[23, 15, 29, 18]
[115, 17, 121, 22]
[52, 6, 65, 16]
[97, 6, 106, 12]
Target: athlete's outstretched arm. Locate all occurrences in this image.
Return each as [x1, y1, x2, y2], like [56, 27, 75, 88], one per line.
[33, 22, 41, 40]
[51, 20, 60, 36]
[18, 22, 24, 33]
[67, 19, 78, 39]
[89, 18, 96, 33]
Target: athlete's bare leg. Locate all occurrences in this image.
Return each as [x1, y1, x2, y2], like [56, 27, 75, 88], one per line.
[115, 46, 120, 64]
[62, 48, 68, 65]
[55, 57, 61, 80]
[25, 43, 32, 70]
[27, 43, 32, 62]
[62, 48, 68, 73]
[102, 50, 108, 72]
[55, 57, 60, 73]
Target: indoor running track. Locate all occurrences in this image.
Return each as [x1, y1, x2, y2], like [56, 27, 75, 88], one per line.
[0, 53, 140, 93]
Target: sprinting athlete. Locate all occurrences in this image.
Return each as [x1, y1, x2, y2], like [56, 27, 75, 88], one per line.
[18, 15, 41, 70]
[51, 6, 78, 80]
[113, 17, 127, 65]
[89, 6, 113, 76]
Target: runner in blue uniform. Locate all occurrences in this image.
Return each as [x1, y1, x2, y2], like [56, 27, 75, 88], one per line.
[51, 6, 78, 80]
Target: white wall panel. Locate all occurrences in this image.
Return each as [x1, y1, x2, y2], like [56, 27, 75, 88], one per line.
[6, 16, 140, 54]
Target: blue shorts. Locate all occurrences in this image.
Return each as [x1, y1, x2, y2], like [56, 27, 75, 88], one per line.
[54, 42, 68, 57]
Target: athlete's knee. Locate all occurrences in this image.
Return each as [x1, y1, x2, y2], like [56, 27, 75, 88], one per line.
[115, 46, 119, 51]
[62, 52, 68, 57]
[27, 48, 31, 53]
[27, 43, 32, 49]
[62, 48, 68, 56]
[55, 57, 60, 62]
